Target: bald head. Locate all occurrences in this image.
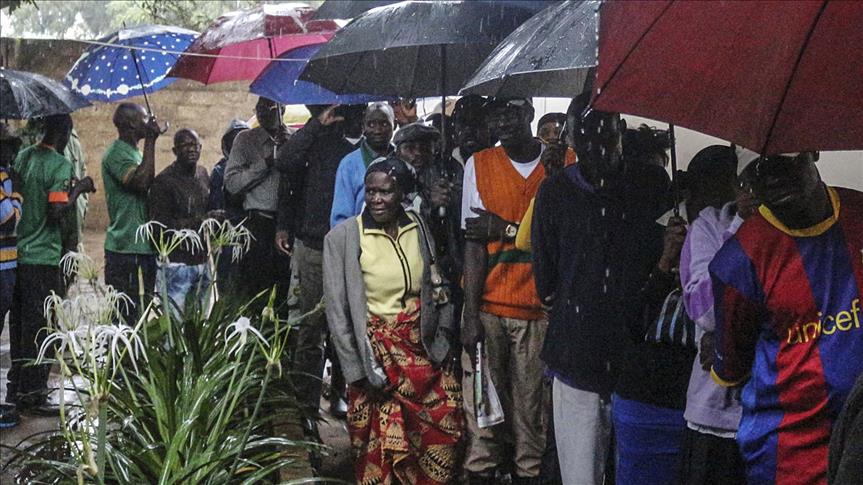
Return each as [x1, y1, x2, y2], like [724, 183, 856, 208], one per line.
[172, 128, 201, 167]
[113, 103, 148, 140]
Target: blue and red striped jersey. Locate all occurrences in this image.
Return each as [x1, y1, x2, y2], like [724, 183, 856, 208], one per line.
[709, 186, 863, 485]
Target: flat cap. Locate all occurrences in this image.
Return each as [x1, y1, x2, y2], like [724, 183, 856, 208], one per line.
[393, 122, 440, 146]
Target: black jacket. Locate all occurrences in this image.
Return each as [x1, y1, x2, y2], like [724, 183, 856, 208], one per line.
[276, 117, 357, 250]
[531, 163, 669, 398]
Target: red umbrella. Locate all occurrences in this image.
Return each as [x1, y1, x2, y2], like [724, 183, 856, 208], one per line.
[168, 3, 339, 85]
[592, 0, 863, 155]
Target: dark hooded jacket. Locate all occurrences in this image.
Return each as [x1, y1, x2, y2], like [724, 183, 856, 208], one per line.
[208, 119, 249, 222]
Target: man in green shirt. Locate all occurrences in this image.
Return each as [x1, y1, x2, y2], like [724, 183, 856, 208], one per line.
[101, 103, 162, 323]
[19, 119, 89, 249]
[9, 114, 95, 413]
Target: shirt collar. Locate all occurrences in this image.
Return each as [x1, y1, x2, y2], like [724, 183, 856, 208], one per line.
[361, 207, 415, 234]
[758, 185, 840, 237]
[360, 139, 394, 168]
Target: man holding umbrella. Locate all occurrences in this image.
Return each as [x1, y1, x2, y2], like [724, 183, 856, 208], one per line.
[274, 103, 366, 423]
[102, 103, 162, 323]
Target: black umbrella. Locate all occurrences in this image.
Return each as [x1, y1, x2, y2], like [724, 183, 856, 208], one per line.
[301, 1, 553, 98]
[313, 0, 400, 20]
[302, 0, 553, 158]
[313, 0, 556, 20]
[460, 0, 598, 98]
[0, 67, 91, 119]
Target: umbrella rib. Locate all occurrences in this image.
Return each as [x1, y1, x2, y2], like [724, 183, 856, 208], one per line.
[760, 0, 829, 155]
[592, 0, 675, 105]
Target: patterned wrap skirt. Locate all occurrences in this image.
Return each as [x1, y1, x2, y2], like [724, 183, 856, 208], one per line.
[348, 302, 463, 485]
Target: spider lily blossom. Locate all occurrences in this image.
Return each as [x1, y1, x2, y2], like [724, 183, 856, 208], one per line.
[60, 246, 100, 283]
[199, 217, 254, 263]
[136, 221, 204, 263]
[225, 316, 268, 356]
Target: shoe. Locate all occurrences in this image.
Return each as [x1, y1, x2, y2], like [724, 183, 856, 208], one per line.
[329, 395, 348, 419]
[301, 417, 321, 442]
[0, 404, 20, 428]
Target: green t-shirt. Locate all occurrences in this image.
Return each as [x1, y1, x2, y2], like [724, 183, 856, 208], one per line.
[102, 140, 153, 254]
[13, 145, 73, 266]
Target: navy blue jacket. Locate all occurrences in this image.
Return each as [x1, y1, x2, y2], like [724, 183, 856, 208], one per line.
[531, 163, 669, 397]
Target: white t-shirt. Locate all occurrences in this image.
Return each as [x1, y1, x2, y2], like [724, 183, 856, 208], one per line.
[460, 145, 545, 229]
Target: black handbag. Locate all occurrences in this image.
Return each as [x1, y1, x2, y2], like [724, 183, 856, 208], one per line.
[644, 286, 697, 349]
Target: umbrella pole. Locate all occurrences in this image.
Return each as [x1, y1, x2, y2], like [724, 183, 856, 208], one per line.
[267, 38, 284, 130]
[440, 44, 448, 159]
[125, 22, 153, 115]
[669, 123, 680, 217]
[129, 47, 153, 115]
[439, 44, 448, 218]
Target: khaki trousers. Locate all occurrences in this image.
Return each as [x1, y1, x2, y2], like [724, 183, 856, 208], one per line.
[462, 312, 549, 478]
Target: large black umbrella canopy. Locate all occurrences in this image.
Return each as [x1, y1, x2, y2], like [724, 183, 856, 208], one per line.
[300, 0, 549, 98]
[460, 0, 598, 98]
[313, 0, 400, 20]
[0, 67, 91, 119]
[313, 0, 556, 20]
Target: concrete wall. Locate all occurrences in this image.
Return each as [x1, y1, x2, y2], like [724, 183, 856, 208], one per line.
[2, 37, 262, 229]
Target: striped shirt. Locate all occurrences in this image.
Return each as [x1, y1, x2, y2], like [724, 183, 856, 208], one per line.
[710, 186, 863, 485]
[0, 167, 23, 270]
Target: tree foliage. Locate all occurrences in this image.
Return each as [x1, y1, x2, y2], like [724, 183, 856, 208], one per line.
[2, 0, 276, 39]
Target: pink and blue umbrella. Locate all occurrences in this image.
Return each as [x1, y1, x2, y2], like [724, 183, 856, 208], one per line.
[64, 24, 198, 102]
[250, 44, 389, 105]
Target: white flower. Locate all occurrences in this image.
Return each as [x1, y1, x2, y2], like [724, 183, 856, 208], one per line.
[36, 326, 87, 364]
[92, 323, 147, 372]
[224, 316, 268, 356]
[60, 247, 100, 282]
[199, 218, 253, 263]
[166, 228, 203, 254]
[135, 220, 166, 245]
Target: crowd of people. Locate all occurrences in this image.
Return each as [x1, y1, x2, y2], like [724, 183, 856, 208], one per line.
[0, 86, 861, 485]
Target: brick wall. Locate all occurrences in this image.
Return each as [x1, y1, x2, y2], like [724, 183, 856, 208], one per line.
[1, 37, 280, 229]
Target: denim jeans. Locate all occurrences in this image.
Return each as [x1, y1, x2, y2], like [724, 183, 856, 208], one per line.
[156, 262, 211, 319]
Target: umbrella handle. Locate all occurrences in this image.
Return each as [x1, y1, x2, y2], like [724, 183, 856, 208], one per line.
[669, 124, 680, 217]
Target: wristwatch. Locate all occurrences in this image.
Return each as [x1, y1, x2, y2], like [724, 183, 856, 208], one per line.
[504, 223, 519, 240]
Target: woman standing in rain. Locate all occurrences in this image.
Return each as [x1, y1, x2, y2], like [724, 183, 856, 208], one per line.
[323, 157, 462, 485]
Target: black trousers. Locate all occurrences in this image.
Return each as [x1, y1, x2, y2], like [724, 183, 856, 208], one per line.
[104, 250, 157, 324]
[237, 212, 291, 305]
[8, 264, 62, 402]
[677, 427, 746, 485]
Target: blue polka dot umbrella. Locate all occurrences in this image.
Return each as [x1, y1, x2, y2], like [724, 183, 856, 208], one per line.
[64, 24, 198, 103]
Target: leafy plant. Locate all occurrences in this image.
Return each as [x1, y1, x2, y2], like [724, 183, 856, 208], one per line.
[1, 219, 329, 484]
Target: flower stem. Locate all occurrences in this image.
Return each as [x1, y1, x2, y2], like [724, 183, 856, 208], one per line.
[96, 398, 107, 485]
[227, 364, 272, 479]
